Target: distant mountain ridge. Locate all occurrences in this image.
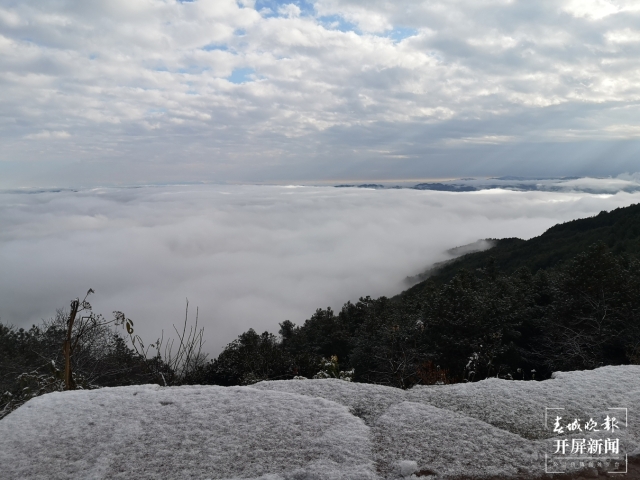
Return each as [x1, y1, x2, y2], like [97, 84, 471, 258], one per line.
[331, 176, 640, 194]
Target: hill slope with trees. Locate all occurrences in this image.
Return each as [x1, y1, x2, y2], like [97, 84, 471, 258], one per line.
[201, 203, 640, 388]
[404, 203, 640, 291]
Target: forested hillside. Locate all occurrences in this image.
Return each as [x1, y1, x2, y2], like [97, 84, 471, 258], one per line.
[203, 203, 640, 388]
[405, 203, 640, 289]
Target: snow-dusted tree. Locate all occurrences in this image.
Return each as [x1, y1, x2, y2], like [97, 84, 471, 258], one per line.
[351, 310, 428, 389]
[534, 243, 640, 372]
[1, 292, 150, 418]
[312, 356, 354, 381]
[61, 289, 134, 390]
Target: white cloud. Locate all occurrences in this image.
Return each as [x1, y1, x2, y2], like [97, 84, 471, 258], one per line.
[2, 1, 640, 186]
[562, 0, 620, 20]
[603, 124, 640, 138]
[442, 135, 515, 145]
[315, 1, 392, 33]
[606, 28, 640, 43]
[1, 185, 639, 356]
[278, 4, 301, 18]
[24, 130, 71, 140]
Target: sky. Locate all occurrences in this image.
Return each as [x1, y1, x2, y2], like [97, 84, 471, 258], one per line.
[2, 0, 640, 187]
[3, 183, 640, 355]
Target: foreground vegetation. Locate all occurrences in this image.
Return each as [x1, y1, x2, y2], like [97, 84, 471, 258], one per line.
[3, 204, 640, 417]
[0, 299, 205, 418]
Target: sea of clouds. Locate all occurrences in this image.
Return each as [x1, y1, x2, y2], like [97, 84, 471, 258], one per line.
[2, 182, 640, 356]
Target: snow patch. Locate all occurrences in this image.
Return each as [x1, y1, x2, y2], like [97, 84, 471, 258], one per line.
[253, 378, 407, 426]
[374, 401, 541, 478]
[0, 385, 375, 480]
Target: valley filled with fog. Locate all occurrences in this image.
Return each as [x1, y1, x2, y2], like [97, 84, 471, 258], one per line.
[2, 181, 640, 356]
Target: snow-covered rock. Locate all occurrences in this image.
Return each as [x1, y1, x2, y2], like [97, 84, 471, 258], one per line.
[373, 401, 542, 479]
[253, 378, 407, 426]
[0, 385, 376, 480]
[257, 366, 640, 478]
[408, 365, 640, 442]
[1, 365, 638, 479]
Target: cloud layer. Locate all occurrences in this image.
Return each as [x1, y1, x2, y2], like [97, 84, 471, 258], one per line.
[2, 184, 639, 355]
[1, 0, 640, 186]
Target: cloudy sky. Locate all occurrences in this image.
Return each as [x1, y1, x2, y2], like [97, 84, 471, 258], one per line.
[2, 184, 640, 355]
[2, 0, 640, 187]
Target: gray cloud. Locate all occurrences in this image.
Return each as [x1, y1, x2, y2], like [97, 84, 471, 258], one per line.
[1, 184, 640, 356]
[1, 1, 640, 186]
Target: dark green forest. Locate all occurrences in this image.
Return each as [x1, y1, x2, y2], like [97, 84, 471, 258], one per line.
[406, 202, 640, 287]
[3, 203, 640, 417]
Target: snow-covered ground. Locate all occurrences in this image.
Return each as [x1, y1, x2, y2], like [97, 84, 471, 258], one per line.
[1, 366, 638, 479]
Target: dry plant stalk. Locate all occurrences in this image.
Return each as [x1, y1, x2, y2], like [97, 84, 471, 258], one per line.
[120, 299, 207, 385]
